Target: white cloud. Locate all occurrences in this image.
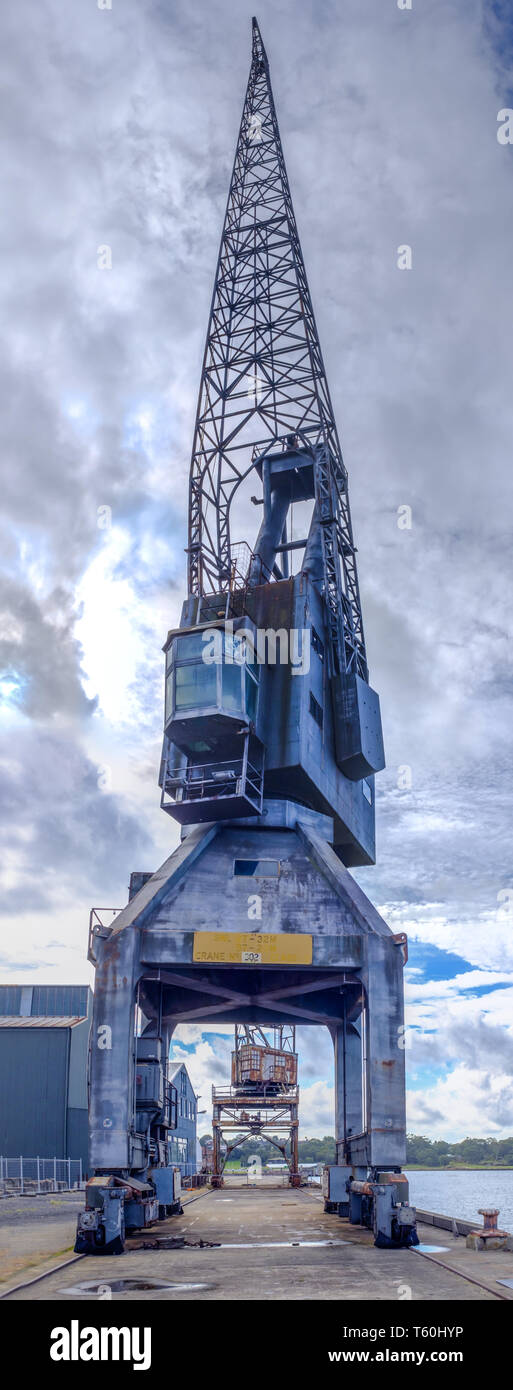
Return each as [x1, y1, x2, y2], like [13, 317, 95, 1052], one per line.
[297, 1080, 335, 1140]
[407, 1066, 513, 1140]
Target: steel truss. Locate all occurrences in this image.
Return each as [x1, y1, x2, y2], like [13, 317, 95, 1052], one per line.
[188, 18, 367, 679]
[211, 1085, 300, 1187]
[234, 1022, 295, 1054]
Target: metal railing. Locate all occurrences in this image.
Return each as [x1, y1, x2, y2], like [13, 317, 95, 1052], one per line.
[212, 1084, 299, 1103]
[0, 1156, 83, 1194]
[166, 755, 262, 799]
[162, 749, 264, 814]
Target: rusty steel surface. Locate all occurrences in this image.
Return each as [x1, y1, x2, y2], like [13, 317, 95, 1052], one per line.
[469, 1208, 509, 1239]
[231, 1044, 298, 1088]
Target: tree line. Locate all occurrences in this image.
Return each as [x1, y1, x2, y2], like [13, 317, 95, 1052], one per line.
[199, 1133, 513, 1167]
[405, 1134, 513, 1166]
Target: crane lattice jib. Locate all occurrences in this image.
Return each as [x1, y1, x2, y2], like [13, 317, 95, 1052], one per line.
[187, 18, 367, 680]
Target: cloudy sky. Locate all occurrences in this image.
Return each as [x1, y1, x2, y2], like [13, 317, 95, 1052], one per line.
[1, 0, 513, 1140]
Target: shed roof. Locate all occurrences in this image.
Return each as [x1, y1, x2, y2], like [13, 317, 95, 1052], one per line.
[168, 1061, 195, 1085]
[0, 1016, 86, 1029]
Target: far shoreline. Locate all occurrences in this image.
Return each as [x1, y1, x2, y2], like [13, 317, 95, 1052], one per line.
[406, 1164, 513, 1171]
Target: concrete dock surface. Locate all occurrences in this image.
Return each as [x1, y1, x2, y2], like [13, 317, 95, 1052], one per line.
[0, 1190, 83, 1289]
[2, 1179, 513, 1301]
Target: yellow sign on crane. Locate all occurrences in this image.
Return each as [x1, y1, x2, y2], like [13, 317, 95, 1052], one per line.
[193, 931, 313, 965]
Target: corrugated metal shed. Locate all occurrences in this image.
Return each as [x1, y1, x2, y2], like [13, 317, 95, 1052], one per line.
[0, 985, 89, 1017]
[0, 986, 92, 1170]
[0, 1026, 70, 1156]
[31, 986, 89, 1017]
[0, 986, 22, 1014]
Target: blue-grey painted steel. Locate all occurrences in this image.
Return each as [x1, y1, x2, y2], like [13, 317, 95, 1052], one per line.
[88, 818, 407, 1176]
[162, 572, 379, 866]
[323, 1165, 351, 1203]
[82, 18, 409, 1252]
[331, 673, 385, 781]
[149, 1165, 181, 1207]
[347, 1178, 418, 1248]
[75, 1186, 125, 1255]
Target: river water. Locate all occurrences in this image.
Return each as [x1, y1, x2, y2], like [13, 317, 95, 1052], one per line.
[405, 1168, 513, 1232]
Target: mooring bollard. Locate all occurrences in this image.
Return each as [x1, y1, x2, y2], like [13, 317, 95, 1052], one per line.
[466, 1208, 509, 1251]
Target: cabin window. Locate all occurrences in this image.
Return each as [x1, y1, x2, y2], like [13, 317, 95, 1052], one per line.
[165, 626, 259, 722]
[175, 633, 205, 661]
[175, 661, 217, 710]
[165, 671, 174, 723]
[222, 662, 242, 711]
[245, 667, 258, 721]
[167, 632, 205, 668]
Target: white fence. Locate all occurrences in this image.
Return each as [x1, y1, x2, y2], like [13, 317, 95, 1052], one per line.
[0, 1156, 83, 1194]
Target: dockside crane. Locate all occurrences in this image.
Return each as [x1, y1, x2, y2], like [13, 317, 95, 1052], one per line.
[76, 19, 416, 1257]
